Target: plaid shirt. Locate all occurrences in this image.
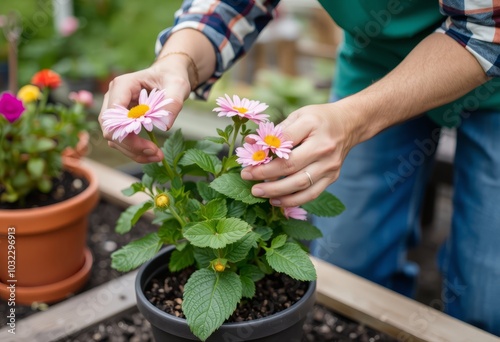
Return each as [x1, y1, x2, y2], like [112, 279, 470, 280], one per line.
[156, 0, 500, 99]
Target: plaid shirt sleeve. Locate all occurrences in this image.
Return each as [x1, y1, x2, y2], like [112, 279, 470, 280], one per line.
[436, 0, 500, 77]
[155, 0, 280, 99]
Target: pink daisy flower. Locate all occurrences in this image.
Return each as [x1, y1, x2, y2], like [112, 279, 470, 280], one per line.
[248, 122, 293, 159]
[213, 94, 269, 124]
[236, 143, 272, 167]
[282, 207, 308, 221]
[101, 88, 173, 142]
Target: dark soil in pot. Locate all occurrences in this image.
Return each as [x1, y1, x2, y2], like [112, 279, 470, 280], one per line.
[0, 170, 89, 210]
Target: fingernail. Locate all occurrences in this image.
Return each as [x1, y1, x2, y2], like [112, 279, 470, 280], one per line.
[147, 156, 161, 162]
[252, 188, 265, 197]
[270, 199, 281, 206]
[241, 171, 253, 180]
[143, 148, 156, 156]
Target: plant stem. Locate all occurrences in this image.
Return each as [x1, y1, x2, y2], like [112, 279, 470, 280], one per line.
[227, 120, 242, 160]
[170, 205, 186, 227]
[146, 130, 175, 180]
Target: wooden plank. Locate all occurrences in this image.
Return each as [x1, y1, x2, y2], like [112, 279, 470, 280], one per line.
[0, 271, 138, 342]
[312, 257, 500, 342]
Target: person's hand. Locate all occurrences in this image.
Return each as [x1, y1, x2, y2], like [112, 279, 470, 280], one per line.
[98, 58, 192, 163]
[240, 101, 358, 207]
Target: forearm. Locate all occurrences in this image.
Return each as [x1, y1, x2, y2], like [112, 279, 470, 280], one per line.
[344, 33, 489, 144]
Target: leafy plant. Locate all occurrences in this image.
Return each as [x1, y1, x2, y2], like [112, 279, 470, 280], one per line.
[105, 91, 344, 341]
[0, 69, 95, 204]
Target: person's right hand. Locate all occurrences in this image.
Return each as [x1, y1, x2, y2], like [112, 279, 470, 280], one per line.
[98, 56, 193, 163]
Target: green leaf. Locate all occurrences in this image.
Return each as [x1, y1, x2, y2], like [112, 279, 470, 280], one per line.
[223, 232, 259, 263]
[196, 181, 222, 201]
[115, 201, 154, 234]
[200, 198, 227, 220]
[302, 191, 345, 217]
[226, 200, 246, 218]
[163, 129, 185, 167]
[266, 243, 316, 281]
[195, 139, 223, 155]
[240, 275, 255, 299]
[27, 158, 45, 179]
[193, 247, 217, 268]
[143, 163, 170, 184]
[205, 136, 226, 144]
[271, 234, 287, 249]
[240, 265, 265, 282]
[169, 244, 195, 272]
[141, 173, 154, 190]
[183, 269, 242, 341]
[180, 149, 222, 175]
[35, 137, 57, 152]
[121, 182, 145, 197]
[111, 233, 162, 272]
[254, 226, 273, 241]
[158, 220, 182, 244]
[210, 174, 266, 204]
[282, 220, 323, 240]
[183, 218, 252, 249]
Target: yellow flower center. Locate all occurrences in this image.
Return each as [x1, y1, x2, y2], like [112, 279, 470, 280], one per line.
[264, 135, 281, 148]
[155, 193, 170, 208]
[232, 106, 248, 114]
[17, 85, 41, 103]
[252, 150, 267, 161]
[128, 104, 150, 118]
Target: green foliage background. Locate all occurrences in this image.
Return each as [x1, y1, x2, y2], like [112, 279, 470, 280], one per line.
[0, 0, 183, 84]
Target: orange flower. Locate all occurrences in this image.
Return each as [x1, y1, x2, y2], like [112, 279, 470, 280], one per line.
[31, 69, 61, 89]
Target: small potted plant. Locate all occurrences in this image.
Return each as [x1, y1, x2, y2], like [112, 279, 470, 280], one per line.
[103, 90, 344, 341]
[0, 69, 99, 305]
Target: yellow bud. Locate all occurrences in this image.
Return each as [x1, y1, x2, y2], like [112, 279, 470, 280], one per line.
[214, 262, 226, 272]
[17, 85, 41, 103]
[155, 193, 170, 208]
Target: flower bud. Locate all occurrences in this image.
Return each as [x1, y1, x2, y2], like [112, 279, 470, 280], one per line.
[212, 259, 227, 272]
[155, 193, 170, 209]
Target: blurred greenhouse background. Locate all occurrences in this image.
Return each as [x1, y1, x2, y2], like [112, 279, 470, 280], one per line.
[0, 0, 340, 169]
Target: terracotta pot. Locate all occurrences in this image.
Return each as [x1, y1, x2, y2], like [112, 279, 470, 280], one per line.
[0, 157, 99, 305]
[62, 131, 90, 159]
[136, 246, 316, 342]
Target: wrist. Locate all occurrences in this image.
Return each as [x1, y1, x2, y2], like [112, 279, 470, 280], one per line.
[154, 51, 200, 91]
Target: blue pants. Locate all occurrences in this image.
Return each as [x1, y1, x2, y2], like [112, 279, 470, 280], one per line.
[310, 110, 500, 336]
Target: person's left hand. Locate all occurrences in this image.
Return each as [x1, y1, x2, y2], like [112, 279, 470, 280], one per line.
[240, 101, 358, 207]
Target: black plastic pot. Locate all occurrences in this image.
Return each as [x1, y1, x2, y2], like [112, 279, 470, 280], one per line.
[136, 246, 316, 342]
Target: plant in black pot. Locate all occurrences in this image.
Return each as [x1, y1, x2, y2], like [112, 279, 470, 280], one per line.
[103, 91, 345, 341]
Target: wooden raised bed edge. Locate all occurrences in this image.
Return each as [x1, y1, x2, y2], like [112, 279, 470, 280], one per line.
[0, 158, 498, 342]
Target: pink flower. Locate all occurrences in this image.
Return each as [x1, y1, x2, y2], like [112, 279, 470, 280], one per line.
[59, 16, 79, 37]
[69, 90, 93, 108]
[282, 207, 308, 220]
[213, 94, 269, 124]
[101, 88, 172, 142]
[236, 143, 272, 167]
[248, 122, 293, 159]
[0, 92, 25, 123]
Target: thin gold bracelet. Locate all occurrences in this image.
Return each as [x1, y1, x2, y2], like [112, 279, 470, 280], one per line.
[157, 51, 200, 90]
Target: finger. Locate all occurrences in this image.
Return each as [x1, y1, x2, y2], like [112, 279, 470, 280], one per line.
[108, 134, 163, 163]
[250, 167, 318, 199]
[268, 177, 330, 207]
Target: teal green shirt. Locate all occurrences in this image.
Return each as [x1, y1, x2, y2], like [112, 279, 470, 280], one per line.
[318, 0, 500, 127]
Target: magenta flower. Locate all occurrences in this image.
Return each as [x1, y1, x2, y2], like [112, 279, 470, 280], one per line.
[282, 207, 308, 220]
[0, 92, 25, 123]
[236, 143, 272, 167]
[248, 122, 293, 159]
[101, 88, 173, 142]
[213, 94, 269, 124]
